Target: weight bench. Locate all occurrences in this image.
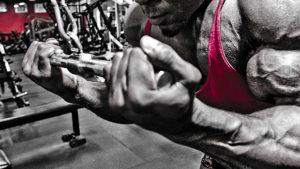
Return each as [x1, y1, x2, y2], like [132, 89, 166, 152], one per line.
[0, 99, 86, 169]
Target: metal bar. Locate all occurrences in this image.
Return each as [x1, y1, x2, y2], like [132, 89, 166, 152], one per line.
[50, 53, 111, 77]
[0, 101, 81, 130]
[114, 2, 121, 37]
[97, 1, 114, 34]
[61, 0, 83, 52]
[72, 110, 80, 136]
[50, 0, 70, 42]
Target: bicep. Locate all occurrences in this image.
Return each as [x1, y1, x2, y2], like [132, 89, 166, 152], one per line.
[238, 0, 300, 47]
[246, 48, 300, 105]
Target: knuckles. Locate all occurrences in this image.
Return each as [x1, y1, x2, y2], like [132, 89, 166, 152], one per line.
[187, 66, 202, 86]
[155, 44, 174, 66]
[109, 97, 125, 113]
[128, 88, 152, 110]
[37, 43, 54, 58]
[180, 64, 202, 88]
[22, 67, 31, 76]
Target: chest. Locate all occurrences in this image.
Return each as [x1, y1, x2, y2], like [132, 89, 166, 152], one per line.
[197, 0, 252, 77]
[148, 0, 253, 78]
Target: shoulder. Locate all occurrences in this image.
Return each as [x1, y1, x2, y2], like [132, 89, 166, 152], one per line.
[124, 3, 148, 47]
[238, 0, 300, 46]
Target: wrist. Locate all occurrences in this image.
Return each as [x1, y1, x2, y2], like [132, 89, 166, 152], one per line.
[59, 71, 84, 103]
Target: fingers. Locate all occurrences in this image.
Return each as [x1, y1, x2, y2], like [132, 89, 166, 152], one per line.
[151, 82, 191, 119]
[35, 44, 56, 77]
[108, 43, 200, 124]
[132, 40, 199, 119]
[127, 48, 157, 109]
[108, 50, 131, 113]
[128, 48, 156, 88]
[45, 38, 59, 46]
[22, 41, 40, 75]
[140, 35, 202, 86]
[23, 41, 61, 80]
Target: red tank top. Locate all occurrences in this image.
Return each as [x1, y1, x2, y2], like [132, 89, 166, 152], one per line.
[145, 0, 272, 113]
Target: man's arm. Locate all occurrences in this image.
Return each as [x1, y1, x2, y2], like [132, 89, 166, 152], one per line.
[171, 1, 300, 166]
[22, 40, 129, 123]
[164, 49, 300, 169]
[65, 3, 148, 121]
[180, 100, 300, 169]
[125, 37, 300, 168]
[247, 48, 300, 105]
[63, 75, 130, 123]
[238, 0, 300, 47]
[23, 3, 149, 123]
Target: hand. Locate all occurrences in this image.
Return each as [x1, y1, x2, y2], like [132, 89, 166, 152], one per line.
[22, 38, 77, 99]
[106, 36, 202, 133]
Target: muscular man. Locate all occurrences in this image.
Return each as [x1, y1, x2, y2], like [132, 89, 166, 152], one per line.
[22, 0, 300, 168]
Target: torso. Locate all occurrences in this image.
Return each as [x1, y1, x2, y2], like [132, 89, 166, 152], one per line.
[143, 0, 252, 82]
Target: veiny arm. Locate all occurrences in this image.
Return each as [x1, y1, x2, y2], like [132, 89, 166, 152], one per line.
[170, 2, 299, 168]
[172, 48, 300, 169]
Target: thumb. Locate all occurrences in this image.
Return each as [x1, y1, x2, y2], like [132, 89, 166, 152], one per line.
[140, 35, 201, 86]
[45, 38, 59, 46]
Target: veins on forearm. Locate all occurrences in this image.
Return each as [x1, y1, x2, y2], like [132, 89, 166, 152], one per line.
[186, 99, 300, 168]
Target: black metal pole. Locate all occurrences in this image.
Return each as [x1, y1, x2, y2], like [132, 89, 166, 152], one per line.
[71, 110, 80, 136]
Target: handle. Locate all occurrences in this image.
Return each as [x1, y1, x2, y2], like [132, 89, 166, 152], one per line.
[50, 53, 111, 77]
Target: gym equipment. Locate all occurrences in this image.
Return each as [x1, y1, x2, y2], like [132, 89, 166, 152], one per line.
[48, 0, 113, 77]
[50, 0, 83, 54]
[48, 0, 171, 87]
[0, 99, 86, 148]
[27, 15, 55, 42]
[0, 149, 11, 169]
[74, 1, 109, 54]
[0, 31, 27, 55]
[50, 52, 111, 76]
[0, 43, 29, 108]
[46, 0, 126, 54]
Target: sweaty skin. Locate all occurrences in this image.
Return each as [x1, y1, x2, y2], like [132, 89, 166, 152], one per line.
[23, 0, 300, 168]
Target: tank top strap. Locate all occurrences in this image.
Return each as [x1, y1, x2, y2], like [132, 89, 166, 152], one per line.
[208, 0, 234, 71]
[145, 20, 152, 36]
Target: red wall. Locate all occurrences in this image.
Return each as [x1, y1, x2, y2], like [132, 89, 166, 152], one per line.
[0, 2, 49, 33]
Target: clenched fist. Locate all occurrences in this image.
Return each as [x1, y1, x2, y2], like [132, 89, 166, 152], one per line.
[106, 36, 202, 133]
[22, 39, 77, 100]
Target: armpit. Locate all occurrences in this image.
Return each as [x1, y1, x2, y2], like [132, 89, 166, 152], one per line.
[246, 48, 300, 105]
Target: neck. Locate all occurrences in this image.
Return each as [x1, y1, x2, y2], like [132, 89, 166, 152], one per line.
[182, 0, 212, 37]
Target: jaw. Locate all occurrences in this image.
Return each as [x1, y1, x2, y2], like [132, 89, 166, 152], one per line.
[158, 19, 187, 37]
[160, 26, 181, 37]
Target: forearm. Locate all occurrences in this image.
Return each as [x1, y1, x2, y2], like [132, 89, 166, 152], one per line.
[176, 99, 300, 168]
[61, 73, 129, 123]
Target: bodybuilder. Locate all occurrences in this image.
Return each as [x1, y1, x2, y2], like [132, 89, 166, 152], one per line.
[22, 0, 300, 168]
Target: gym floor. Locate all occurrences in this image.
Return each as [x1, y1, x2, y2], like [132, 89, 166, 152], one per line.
[1, 54, 203, 169]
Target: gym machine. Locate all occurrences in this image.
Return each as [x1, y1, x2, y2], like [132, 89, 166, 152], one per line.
[47, 0, 113, 76]
[27, 15, 55, 42]
[0, 31, 28, 55]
